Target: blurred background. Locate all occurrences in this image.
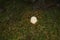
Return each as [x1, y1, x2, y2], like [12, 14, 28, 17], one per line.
[0, 0, 60, 40]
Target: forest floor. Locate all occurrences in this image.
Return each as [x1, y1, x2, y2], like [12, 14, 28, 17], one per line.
[0, 0, 60, 40]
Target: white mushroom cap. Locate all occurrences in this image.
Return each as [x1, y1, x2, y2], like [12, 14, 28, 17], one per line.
[30, 16, 37, 24]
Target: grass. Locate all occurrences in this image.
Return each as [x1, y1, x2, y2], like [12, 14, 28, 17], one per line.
[0, 0, 60, 40]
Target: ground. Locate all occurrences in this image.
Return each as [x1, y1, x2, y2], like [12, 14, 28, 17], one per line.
[0, 0, 60, 40]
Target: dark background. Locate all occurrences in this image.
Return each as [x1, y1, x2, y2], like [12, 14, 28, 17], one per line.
[0, 0, 60, 40]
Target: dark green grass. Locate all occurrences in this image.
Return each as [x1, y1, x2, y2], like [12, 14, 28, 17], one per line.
[0, 0, 60, 40]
